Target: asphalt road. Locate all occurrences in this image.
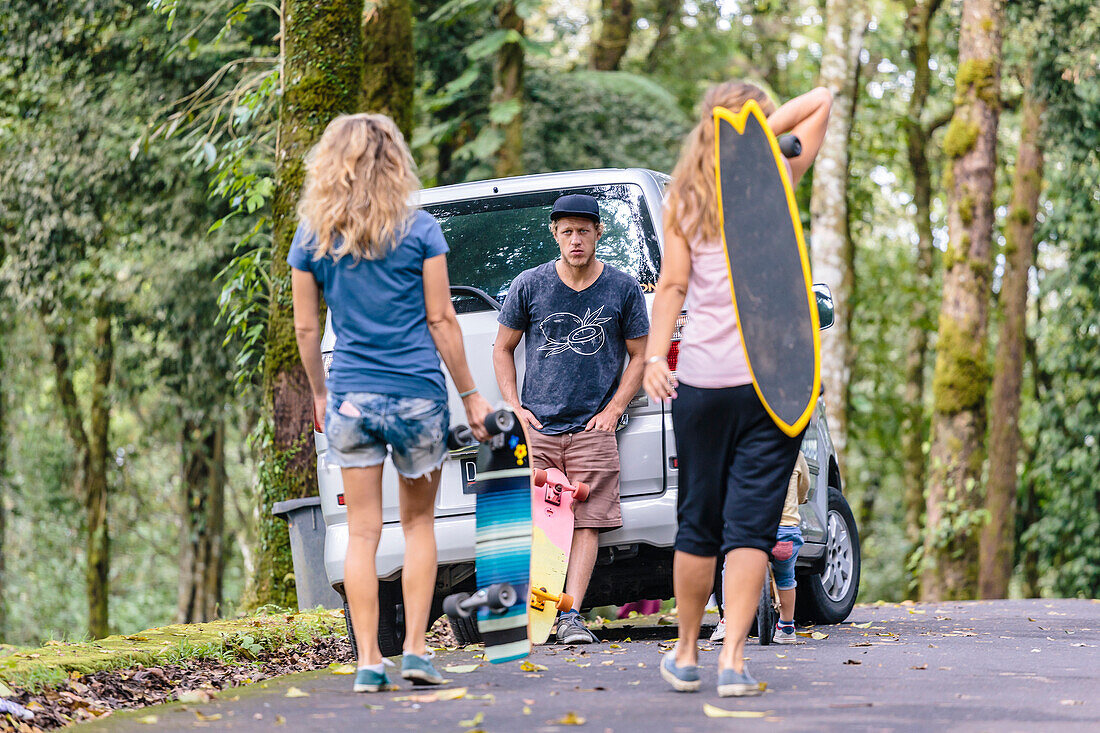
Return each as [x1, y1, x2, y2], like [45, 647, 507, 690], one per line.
[85, 599, 1099, 732]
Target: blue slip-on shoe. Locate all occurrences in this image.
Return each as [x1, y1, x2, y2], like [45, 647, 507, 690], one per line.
[660, 650, 701, 692]
[401, 652, 445, 685]
[717, 664, 762, 697]
[353, 667, 390, 693]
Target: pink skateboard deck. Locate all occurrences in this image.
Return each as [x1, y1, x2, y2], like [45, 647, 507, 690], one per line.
[528, 467, 589, 644]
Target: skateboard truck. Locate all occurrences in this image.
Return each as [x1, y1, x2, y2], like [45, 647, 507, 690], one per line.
[530, 586, 574, 613]
[444, 583, 519, 619]
[532, 468, 591, 506]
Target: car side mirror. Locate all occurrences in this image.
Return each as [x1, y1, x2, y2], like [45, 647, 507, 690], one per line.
[813, 283, 834, 330]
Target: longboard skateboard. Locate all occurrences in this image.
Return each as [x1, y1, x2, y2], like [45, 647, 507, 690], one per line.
[443, 410, 532, 664]
[714, 99, 820, 437]
[528, 467, 589, 644]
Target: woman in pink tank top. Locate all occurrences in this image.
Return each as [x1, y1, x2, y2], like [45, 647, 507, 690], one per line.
[641, 81, 832, 697]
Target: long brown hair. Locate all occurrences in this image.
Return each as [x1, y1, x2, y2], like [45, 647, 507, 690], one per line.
[665, 81, 776, 249]
[297, 113, 421, 262]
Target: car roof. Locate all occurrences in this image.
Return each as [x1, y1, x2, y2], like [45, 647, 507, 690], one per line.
[417, 168, 669, 207]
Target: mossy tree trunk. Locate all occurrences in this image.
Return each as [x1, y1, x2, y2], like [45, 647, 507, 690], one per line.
[644, 0, 681, 73]
[178, 417, 227, 623]
[900, 0, 949, 595]
[361, 0, 414, 139]
[253, 0, 365, 611]
[0, 257, 7, 640]
[493, 2, 524, 178]
[590, 0, 635, 71]
[921, 0, 1003, 601]
[48, 299, 114, 638]
[980, 62, 1044, 599]
[809, 0, 867, 466]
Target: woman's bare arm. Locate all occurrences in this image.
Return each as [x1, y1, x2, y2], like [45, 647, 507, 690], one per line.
[642, 222, 692, 402]
[291, 268, 328, 429]
[767, 86, 833, 186]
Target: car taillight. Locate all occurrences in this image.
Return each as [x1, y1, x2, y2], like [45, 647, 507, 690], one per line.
[668, 311, 687, 373]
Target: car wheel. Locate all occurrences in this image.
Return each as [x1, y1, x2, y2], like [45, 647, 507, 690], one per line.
[377, 580, 406, 657]
[449, 604, 483, 646]
[796, 486, 860, 625]
[341, 593, 359, 663]
[756, 565, 776, 644]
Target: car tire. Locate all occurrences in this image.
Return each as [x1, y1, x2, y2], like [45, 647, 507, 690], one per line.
[341, 593, 359, 662]
[796, 486, 860, 625]
[377, 580, 406, 658]
[449, 606, 483, 646]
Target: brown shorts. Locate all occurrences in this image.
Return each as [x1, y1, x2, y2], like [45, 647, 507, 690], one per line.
[527, 428, 622, 530]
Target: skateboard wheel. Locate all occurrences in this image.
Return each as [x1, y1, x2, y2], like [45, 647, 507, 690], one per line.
[485, 583, 517, 610]
[485, 409, 516, 436]
[556, 592, 574, 613]
[533, 468, 548, 487]
[572, 481, 590, 502]
[443, 592, 471, 619]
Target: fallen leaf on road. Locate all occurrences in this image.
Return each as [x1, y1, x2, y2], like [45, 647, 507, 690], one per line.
[330, 664, 356, 675]
[576, 663, 591, 668]
[550, 711, 586, 725]
[609, 644, 623, 649]
[843, 659, 861, 665]
[466, 693, 495, 701]
[194, 711, 222, 721]
[851, 621, 872, 628]
[275, 714, 286, 725]
[849, 642, 872, 647]
[601, 660, 614, 666]
[393, 687, 468, 703]
[364, 704, 382, 711]
[137, 715, 158, 724]
[285, 687, 309, 698]
[178, 690, 213, 704]
[444, 664, 481, 674]
[910, 664, 928, 670]
[520, 661, 548, 672]
[460, 712, 485, 727]
[908, 609, 926, 615]
[703, 704, 769, 718]
[1060, 700, 1084, 706]
[524, 706, 532, 714]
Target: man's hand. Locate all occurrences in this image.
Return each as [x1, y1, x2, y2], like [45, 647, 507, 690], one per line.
[585, 404, 623, 432]
[312, 393, 327, 432]
[512, 405, 544, 431]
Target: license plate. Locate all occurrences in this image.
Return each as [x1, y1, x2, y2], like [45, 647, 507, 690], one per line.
[460, 459, 478, 494]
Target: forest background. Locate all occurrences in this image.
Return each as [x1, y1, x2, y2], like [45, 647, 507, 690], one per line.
[0, 0, 1096, 646]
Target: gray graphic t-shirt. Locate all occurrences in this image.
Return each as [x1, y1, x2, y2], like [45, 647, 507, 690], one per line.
[498, 261, 650, 434]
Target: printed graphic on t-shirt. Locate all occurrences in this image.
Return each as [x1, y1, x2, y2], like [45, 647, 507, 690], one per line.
[537, 306, 612, 357]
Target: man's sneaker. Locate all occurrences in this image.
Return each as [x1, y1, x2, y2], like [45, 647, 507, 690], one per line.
[717, 664, 762, 697]
[774, 621, 797, 644]
[556, 611, 599, 644]
[401, 652, 445, 685]
[353, 666, 390, 693]
[709, 618, 727, 643]
[660, 650, 701, 692]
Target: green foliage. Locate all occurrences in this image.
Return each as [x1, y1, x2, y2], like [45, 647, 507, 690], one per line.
[523, 70, 690, 174]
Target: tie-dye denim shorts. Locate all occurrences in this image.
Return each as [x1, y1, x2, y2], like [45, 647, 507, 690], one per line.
[325, 391, 449, 479]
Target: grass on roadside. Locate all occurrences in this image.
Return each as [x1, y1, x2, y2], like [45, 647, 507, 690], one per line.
[0, 609, 347, 692]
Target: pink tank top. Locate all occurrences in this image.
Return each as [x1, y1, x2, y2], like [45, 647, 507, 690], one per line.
[674, 241, 753, 389]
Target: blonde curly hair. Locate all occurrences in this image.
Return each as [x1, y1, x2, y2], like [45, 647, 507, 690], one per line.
[665, 81, 775, 249]
[297, 113, 421, 262]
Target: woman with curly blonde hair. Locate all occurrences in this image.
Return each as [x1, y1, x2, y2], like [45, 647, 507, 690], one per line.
[289, 113, 492, 692]
[642, 81, 831, 697]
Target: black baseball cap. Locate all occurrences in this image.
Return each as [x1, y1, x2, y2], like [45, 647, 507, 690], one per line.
[550, 194, 601, 224]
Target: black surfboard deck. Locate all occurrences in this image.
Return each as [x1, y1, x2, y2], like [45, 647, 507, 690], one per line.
[714, 100, 820, 437]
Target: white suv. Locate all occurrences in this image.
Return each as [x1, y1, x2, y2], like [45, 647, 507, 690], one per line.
[313, 169, 860, 656]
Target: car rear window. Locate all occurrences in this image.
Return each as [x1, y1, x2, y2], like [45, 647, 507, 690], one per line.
[426, 183, 661, 308]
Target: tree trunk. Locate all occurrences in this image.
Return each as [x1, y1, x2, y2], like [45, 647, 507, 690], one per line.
[900, 0, 945, 594]
[980, 64, 1044, 599]
[361, 0, 415, 139]
[644, 0, 680, 73]
[590, 0, 635, 71]
[178, 416, 227, 623]
[493, 2, 524, 178]
[254, 0, 364, 610]
[922, 0, 1003, 602]
[809, 0, 867, 465]
[86, 303, 113, 638]
[0, 290, 6, 639]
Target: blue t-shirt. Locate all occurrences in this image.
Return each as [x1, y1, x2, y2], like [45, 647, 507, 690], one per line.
[287, 209, 450, 400]
[498, 261, 650, 434]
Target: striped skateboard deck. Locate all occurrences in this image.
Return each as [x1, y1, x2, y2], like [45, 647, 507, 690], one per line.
[469, 411, 532, 664]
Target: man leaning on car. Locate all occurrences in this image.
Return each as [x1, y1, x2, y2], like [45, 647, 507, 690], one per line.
[493, 193, 649, 644]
